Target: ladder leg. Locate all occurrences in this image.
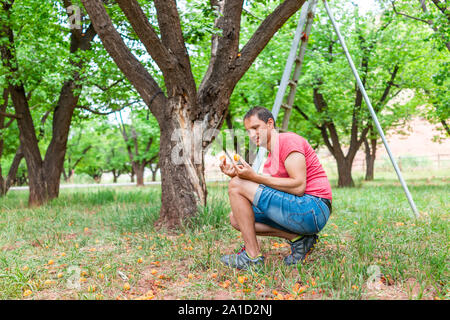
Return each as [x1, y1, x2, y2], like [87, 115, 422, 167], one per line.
[323, 0, 420, 218]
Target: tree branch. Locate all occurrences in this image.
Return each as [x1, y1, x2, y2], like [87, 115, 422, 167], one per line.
[153, 0, 196, 99]
[115, 0, 179, 80]
[0, 110, 21, 119]
[231, 0, 305, 83]
[391, 1, 430, 24]
[81, 0, 167, 120]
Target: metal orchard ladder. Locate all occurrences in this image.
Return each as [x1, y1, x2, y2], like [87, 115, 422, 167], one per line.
[251, 0, 420, 218]
[251, 0, 318, 171]
[279, 0, 318, 132]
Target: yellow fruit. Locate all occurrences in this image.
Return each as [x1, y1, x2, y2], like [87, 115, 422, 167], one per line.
[22, 266, 29, 272]
[151, 269, 158, 275]
[57, 273, 63, 278]
[187, 273, 194, 279]
[123, 283, 131, 291]
[233, 154, 240, 161]
[219, 155, 226, 162]
[237, 276, 245, 284]
[47, 260, 54, 265]
[137, 258, 143, 264]
[23, 289, 33, 297]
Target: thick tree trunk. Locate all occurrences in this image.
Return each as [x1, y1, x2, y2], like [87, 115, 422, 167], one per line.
[156, 114, 207, 228]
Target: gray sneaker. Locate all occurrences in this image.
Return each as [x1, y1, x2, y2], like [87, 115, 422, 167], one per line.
[220, 247, 265, 270]
[284, 234, 319, 266]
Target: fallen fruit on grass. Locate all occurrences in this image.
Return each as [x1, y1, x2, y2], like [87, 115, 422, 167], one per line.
[137, 258, 143, 264]
[293, 283, 306, 294]
[23, 289, 33, 297]
[237, 276, 245, 284]
[47, 260, 54, 266]
[57, 273, 63, 279]
[151, 269, 158, 275]
[22, 266, 29, 271]
[123, 282, 131, 291]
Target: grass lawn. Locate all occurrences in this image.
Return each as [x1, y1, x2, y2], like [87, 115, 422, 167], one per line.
[0, 172, 448, 300]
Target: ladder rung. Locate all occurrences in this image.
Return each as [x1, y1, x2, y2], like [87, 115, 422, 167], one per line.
[288, 80, 297, 87]
[295, 56, 302, 63]
[281, 103, 292, 110]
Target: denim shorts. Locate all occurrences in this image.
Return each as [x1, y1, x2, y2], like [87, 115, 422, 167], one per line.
[252, 184, 331, 235]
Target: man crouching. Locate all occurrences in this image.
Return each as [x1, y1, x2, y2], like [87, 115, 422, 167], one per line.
[219, 107, 332, 270]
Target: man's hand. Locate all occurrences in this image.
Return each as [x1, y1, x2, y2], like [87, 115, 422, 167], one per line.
[232, 158, 258, 181]
[219, 157, 237, 178]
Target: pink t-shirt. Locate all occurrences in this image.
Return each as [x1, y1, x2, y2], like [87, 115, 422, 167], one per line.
[263, 132, 332, 201]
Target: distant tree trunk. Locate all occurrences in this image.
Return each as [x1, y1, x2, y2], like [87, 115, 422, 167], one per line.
[0, 145, 24, 195]
[112, 169, 119, 183]
[0, 88, 25, 196]
[134, 163, 145, 186]
[130, 166, 135, 183]
[363, 126, 377, 181]
[150, 163, 159, 181]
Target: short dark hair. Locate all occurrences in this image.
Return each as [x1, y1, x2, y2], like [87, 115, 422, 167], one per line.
[243, 106, 276, 127]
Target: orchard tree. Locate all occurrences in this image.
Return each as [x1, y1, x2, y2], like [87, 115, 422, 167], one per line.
[116, 108, 160, 186]
[0, 0, 98, 205]
[287, 2, 422, 185]
[388, 0, 449, 136]
[81, 0, 308, 227]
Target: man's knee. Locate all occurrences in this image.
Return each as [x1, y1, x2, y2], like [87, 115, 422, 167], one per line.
[229, 212, 240, 231]
[228, 176, 244, 195]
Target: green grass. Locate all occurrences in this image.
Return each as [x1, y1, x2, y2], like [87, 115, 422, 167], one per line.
[0, 175, 448, 300]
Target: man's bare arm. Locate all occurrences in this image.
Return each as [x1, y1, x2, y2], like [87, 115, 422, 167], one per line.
[252, 152, 306, 196]
[233, 152, 306, 196]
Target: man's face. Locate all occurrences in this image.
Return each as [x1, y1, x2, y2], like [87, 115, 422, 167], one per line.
[244, 115, 274, 148]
